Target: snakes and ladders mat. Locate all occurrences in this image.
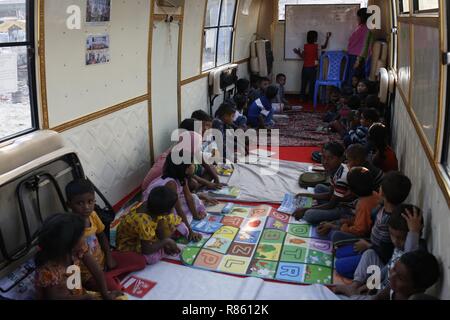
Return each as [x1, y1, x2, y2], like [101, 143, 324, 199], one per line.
[181, 205, 334, 285]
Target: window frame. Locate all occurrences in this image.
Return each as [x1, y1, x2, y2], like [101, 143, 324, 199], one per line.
[441, 0, 450, 177]
[0, 0, 39, 143]
[399, 0, 411, 15]
[277, 0, 368, 21]
[202, 0, 238, 72]
[412, 0, 439, 15]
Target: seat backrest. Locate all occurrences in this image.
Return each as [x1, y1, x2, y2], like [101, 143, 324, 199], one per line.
[319, 51, 349, 82]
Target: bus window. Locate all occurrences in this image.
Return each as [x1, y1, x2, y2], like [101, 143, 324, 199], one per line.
[0, 0, 38, 142]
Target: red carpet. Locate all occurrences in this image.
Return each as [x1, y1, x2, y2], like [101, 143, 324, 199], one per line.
[278, 146, 321, 163]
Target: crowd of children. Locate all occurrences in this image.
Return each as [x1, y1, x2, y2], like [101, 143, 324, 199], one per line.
[30, 58, 440, 300]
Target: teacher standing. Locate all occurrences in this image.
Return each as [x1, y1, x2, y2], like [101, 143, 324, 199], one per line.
[346, 8, 374, 85]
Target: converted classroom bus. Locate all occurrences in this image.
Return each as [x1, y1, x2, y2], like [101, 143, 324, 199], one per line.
[0, 0, 449, 300]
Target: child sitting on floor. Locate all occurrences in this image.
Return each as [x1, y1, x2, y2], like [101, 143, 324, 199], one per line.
[117, 186, 189, 265]
[190, 110, 223, 185]
[346, 144, 384, 191]
[344, 108, 380, 147]
[332, 171, 412, 281]
[378, 250, 440, 300]
[35, 214, 123, 300]
[66, 179, 146, 291]
[295, 142, 355, 225]
[233, 94, 248, 129]
[316, 167, 381, 242]
[248, 76, 270, 104]
[334, 204, 423, 297]
[213, 102, 238, 161]
[329, 95, 361, 137]
[247, 85, 278, 129]
[368, 123, 399, 173]
[272, 73, 291, 112]
[235, 78, 250, 97]
[143, 153, 206, 242]
[356, 79, 370, 106]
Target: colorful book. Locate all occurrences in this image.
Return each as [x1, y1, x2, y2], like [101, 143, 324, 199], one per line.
[191, 219, 223, 234]
[278, 193, 314, 215]
[122, 276, 157, 298]
[209, 186, 240, 199]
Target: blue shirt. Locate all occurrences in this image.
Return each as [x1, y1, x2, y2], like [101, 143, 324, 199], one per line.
[247, 96, 274, 127]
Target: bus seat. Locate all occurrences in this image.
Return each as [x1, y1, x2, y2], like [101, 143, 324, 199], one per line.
[0, 130, 85, 281]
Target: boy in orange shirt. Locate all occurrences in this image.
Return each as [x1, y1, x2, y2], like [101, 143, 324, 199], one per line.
[317, 167, 380, 242]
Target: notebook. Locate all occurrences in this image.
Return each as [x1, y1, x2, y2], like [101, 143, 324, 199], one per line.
[209, 186, 240, 199]
[277, 193, 314, 215]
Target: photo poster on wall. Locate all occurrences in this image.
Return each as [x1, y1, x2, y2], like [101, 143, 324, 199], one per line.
[86, 34, 110, 66]
[86, 0, 111, 24]
[284, 4, 360, 60]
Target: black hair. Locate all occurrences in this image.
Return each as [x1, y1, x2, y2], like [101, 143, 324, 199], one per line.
[357, 8, 370, 24]
[307, 30, 318, 44]
[236, 78, 250, 94]
[365, 95, 380, 110]
[35, 213, 85, 267]
[215, 102, 236, 119]
[162, 152, 192, 186]
[346, 144, 368, 163]
[179, 118, 196, 132]
[191, 110, 212, 122]
[233, 94, 248, 111]
[323, 141, 345, 158]
[265, 85, 279, 100]
[276, 73, 286, 81]
[362, 108, 380, 123]
[381, 171, 412, 205]
[146, 186, 178, 215]
[260, 77, 271, 84]
[399, 251, 440, 292]
[347, 167, 374, 197]
[348, 95, 361, 110]
[389, 204, 422, 233]
[65, 179, 94, 202]
[368, 123, 389, 159]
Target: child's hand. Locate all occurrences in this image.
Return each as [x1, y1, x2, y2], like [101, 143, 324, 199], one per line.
[189, 231, 202, 242]
[402, 207, 423, 233]
[326, 32, 332, 38]
[317, 222, 333, 236]
[207, 182, 223, 190]
[106, 255, 118, 271]
[353, 239, 371, 253]
[193, 210, 207, 220]
[293, 208, 307, 221]
[163, 239, 181, 255]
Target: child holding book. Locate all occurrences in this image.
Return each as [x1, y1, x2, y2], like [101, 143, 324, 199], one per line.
[117, 186, 190, 264]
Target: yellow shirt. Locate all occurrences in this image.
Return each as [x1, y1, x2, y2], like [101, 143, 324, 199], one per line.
[80, 212, 105, 282]
[116, 205, 182, 254]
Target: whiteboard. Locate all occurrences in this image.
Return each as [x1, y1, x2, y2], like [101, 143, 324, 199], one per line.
[284, 4, 360, 60]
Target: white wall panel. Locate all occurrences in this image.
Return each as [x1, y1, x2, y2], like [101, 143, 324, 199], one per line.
[181, 77, 209, 120]
[181, 0, 206, 80]
[61, 102, 150, 205]
[151, 20, 180, 157]
[44, 0, 150, 127]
